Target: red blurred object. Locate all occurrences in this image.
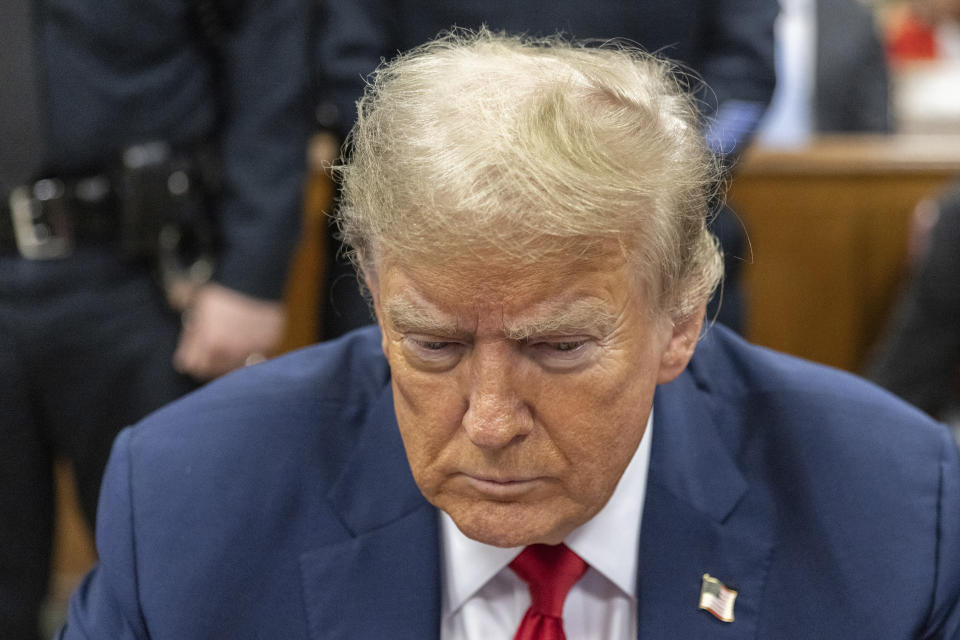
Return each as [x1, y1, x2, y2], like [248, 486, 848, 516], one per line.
[887, 11, 939, 62]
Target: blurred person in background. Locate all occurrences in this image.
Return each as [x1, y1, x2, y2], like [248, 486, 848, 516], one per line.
[815, 0, 890, 133]
[865, 0, 960, 429]
[866, 182, 960, 427]
[311, 0, 779, 338]
[0, 1, 310, 638]
[758, 0, 890, 145]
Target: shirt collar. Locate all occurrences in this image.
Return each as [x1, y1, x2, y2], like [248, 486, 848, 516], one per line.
[440, 410, 654, 617]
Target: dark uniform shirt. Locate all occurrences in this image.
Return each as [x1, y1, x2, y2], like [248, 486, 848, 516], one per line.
[34, 0, 311, 299]
[314, 0, 778, 160]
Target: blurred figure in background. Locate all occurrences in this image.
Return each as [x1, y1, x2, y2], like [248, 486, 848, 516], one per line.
[816, 0, 890, 132]
[866, 182, 960, 426]
[865, 0, 960, 429]
[312, 0, 779, 337]
[758, 0, 890, 146]
[0, 1, 310, 638]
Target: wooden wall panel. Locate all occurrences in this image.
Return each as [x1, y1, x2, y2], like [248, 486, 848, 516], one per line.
[729, 135, 960, 372]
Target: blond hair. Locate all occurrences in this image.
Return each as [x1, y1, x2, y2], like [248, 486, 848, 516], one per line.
[337, 28, 723, 321]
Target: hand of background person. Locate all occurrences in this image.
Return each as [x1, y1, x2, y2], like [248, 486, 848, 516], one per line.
[173, 282, 286, 381]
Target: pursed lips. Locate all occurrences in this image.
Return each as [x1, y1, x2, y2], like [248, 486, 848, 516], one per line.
[459, 473, 546, 499]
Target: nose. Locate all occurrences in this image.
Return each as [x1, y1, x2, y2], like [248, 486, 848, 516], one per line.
[461, 343, 532, 449]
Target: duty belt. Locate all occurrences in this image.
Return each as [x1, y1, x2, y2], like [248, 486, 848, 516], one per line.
[1, 175, 118, 260]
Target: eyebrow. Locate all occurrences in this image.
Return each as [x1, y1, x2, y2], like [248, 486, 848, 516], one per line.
[385, 295, 617, 341]
[383, 298, 465, 337]
[503, 298, 618, 341]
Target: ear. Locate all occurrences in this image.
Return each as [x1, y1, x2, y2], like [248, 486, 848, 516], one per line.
[656, 305, 705, 384]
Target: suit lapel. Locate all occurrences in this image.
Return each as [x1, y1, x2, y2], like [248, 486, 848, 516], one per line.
[638, 364, 774, 639]
[300, 385, 442, 640]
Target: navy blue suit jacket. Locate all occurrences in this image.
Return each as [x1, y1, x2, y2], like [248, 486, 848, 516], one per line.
[61, 326, 960, 638]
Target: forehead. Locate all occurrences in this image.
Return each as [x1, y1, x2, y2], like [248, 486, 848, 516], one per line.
[375, 251, 649, 334]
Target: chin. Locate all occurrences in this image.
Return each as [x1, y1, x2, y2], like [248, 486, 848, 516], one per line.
[445, 499, 574, 548]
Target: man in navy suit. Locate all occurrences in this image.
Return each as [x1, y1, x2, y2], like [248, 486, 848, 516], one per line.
[60, 30, 960, 638]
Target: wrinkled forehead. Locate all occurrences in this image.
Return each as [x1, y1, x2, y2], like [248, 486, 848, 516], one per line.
[367, 240, 664, 330]
[364, 231, 639, 285]
[372, 234, 666, 311]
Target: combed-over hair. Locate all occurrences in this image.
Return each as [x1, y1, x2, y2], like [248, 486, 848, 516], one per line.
[337, 28, 724, 321]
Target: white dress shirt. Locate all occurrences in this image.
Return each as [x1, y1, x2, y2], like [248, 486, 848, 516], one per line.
[439, 412, 653, 640]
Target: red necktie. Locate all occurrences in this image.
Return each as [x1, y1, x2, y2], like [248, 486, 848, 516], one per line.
[509, 544, 589, 640]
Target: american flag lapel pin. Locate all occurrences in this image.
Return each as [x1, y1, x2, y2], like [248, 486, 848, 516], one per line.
[699, 573, 738, 622]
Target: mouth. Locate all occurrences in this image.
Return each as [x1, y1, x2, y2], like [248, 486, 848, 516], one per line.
[460, 473, 544, 499]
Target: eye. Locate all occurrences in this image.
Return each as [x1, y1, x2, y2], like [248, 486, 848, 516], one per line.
[550, 340, 588, 353]
[524, 337, 596, 369]
[414, 339, 454, 351]
[402, 335, 465, 370]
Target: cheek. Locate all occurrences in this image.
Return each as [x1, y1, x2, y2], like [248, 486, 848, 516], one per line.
[390, 367, 467, 486]
[543, 352, 653, 430]
[392, 362, 466, 427]
[387, 340, 462, 423]
[537, 359, 655, 489]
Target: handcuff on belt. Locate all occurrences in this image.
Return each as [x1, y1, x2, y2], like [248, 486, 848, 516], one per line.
[2, 142, 217, 293]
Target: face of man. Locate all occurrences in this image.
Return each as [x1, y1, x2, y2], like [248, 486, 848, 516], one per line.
[368, 249, 702, 548]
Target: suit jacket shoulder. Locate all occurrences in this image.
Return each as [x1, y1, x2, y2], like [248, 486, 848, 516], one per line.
[61, 327, 437, 639]
[642, 325, 960, 639]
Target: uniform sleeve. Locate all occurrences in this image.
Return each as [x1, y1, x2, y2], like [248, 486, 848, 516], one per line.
[700, 0, 778, 161]
[312, 0, 392, 141]
[922, 426, 960, 639]
[57, 428, 149, 639]
[212, 0, 312, 300]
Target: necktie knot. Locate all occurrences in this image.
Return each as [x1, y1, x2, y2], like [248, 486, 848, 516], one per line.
[510, 543, 588, 620]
